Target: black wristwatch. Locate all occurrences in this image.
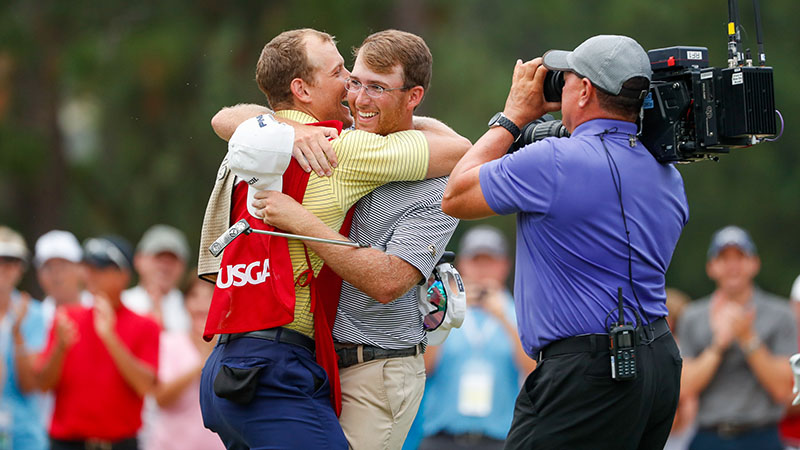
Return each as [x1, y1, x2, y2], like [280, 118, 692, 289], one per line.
[488, 112, 521, 142]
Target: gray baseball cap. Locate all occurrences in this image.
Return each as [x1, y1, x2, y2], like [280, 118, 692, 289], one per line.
[137, 224, 190, 261]
[707, 225, 758, 261]
[459, 225, 508, 259]
[543, 35, 652, 98]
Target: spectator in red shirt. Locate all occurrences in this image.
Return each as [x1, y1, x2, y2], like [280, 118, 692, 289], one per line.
[37, 235, 160, 450]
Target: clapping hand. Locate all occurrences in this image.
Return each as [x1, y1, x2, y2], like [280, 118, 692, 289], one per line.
[10, 292, 31, 342]
[54, 310, 79, 351]
[93, 294, 117, 342]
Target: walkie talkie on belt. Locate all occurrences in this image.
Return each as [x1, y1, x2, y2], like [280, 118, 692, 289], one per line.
[609, 287, 638, 381]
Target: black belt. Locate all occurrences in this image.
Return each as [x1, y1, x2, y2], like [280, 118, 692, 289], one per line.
[218, 327, 315, 353]
[699, 422, 778, 439]
[335, 343, 422, 369]
[434, 431, 504, 444]
[537, 317, 671, 362]
[50, 437, 138, 450]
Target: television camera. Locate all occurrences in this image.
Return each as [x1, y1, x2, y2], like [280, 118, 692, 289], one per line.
[516, 0, 782, 163]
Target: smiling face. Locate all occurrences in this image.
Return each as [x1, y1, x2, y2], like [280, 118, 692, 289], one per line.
[84, 264, 130, 304]
[134, 251, 185, 293]
[347, 56, 420, 135]
[37, 258, 85, 303]
[304, 36, 353, 128]
[706, 246, 761, 296]
[0, 257, 24, 295]
[457, 253, 510, 286]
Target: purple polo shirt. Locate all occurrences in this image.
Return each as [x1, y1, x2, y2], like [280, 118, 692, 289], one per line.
[480, 118, 688, 356]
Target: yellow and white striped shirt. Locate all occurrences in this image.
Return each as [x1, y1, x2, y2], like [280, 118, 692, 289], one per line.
[277, 110, 429, 337]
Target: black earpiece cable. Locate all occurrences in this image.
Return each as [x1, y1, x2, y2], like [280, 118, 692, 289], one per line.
[598, 129, 655, 343]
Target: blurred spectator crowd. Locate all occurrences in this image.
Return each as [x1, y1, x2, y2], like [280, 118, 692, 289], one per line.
[1, 222, 800, 449]
[0, 224, 220, 450]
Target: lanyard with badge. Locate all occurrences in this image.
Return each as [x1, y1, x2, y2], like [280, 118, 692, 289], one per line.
[458, 295, 499, 417]
[420, 253, 493, 416]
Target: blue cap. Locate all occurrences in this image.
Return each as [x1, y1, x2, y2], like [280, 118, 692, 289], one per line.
[83, 235, 134, 271]
[707, 226, 757, 261]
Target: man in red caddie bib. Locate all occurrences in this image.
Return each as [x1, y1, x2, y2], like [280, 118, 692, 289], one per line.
[197, 28, 469, 450]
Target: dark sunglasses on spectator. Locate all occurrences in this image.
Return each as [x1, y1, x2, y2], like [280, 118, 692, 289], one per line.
[0, 256, 24, 265]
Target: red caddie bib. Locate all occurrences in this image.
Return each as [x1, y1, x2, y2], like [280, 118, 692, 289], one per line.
[203, 120, 350, 414]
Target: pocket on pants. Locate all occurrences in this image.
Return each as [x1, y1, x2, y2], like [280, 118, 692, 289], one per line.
[382, 356, 423, 419]
[213, 362, 269, 405]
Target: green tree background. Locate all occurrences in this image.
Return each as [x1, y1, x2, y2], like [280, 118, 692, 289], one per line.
[1, 0, 797, 300]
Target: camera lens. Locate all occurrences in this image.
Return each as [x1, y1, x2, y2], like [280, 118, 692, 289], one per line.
[508, 114, 570, 153]
[543, 71, 565, 102]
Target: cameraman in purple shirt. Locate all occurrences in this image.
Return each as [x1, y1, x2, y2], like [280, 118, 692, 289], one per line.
[443, 35, 689, 449]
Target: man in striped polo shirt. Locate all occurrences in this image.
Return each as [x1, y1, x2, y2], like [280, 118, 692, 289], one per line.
[201, 29, 468, 449]
[251, 30, 463, 449]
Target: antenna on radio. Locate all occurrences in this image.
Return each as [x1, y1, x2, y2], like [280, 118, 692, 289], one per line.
[752, 0, 767, 65]
[727, 0, 744, 66]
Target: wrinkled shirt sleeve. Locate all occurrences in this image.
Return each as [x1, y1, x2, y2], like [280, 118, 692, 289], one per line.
[479, 140, 558, 217]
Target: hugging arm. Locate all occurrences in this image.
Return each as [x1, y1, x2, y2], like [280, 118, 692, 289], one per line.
[252, 191, 421, 304]
[414, 116, 472, 178]
[211, 104, 340, 176]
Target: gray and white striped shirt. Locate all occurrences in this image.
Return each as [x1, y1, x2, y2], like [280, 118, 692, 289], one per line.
[332, 176, 459, 349]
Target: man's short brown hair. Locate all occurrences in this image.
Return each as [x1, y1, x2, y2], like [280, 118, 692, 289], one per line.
[595, 76, 650, 122]
[353, 29, 432, 95]
[255, 28, 335, 109]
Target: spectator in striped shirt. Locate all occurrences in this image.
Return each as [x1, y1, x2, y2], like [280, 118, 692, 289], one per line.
[249, 30, 466, 449]
[202, 29, 470, 449]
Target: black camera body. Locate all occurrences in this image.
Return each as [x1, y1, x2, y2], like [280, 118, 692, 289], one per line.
[640, 46, 777, 163]
[515, 47, 777, 164]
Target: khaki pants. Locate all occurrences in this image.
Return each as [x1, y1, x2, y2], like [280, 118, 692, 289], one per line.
[338, 353, 426, 450]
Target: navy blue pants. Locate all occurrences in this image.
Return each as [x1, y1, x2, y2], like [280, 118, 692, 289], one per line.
[200, 337, 347, 450]
[689, 426, 782, 450]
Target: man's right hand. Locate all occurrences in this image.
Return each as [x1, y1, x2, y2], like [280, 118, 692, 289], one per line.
[54, 310, 79, 351]
[11, 292, 31, 342]
[291, 123, 340, 177]
[251, 190, 316, 234]
[502, 57, 561, 128]
[709, 296, 737, 352]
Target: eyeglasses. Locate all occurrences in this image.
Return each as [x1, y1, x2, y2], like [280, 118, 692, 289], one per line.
[422, 271, 448, 331]
[344, 78, 413, 98]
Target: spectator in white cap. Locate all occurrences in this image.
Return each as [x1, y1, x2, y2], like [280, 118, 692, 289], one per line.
[122, 224, 190, 332]
[34, 230, 92, 328]
[419, 225, 535, 449]
[679, 225, 796, 450]
[0, 225, 48, 449]
[33, 230, 93, 439]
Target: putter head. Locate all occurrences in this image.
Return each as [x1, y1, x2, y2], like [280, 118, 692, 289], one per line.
[208, 219, 252, 257]
[791, 353, 800, 405]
